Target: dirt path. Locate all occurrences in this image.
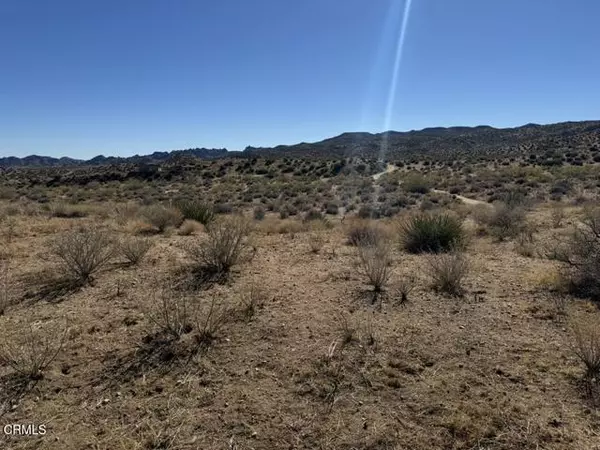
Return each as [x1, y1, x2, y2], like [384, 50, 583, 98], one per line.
[431, 188, 487, 206]
[372, 164, 398, 180]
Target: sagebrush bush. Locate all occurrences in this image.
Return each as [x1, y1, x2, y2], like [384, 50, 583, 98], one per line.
[356, 238, 392, 292]
[187, 215, 252, 276]
[400, 213, 466, 253]
[117, 237, 153, 265]
[176, 200, 215, 226]
[50, 228, 114, 284]
[142, 205, 184, 232]
[427, 252, 469, 296]
[571, 316, 600, 379]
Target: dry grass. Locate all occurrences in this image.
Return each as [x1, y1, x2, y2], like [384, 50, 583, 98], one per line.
[356, 237, 392, 292]
[117, 236, 153, 265]
[142, 204, 184, 233]
[427, 252, 469, 296]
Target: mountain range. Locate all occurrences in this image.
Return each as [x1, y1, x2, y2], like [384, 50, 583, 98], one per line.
[1, 120, 599, 167]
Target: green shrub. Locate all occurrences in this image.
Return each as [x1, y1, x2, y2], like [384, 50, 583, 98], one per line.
[400, 213, 466, 253]
[253, 206, 266, 221]
[176, 200, 215, 226]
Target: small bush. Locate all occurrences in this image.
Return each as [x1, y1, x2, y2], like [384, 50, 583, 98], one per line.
[253, 206, 266, 221]
[571, 316, 600, 379]
[308, 233, 325, 253]
[176, 200, 215, 226]
[178, 219, 203, 236]
[50, 228, 114, 284]
[117, 237, 153, 265]
[187, 215, 252, 277]
[147, 286, 195, 340]
[356, 238, 392, 292]
[552, 208, 600, 300]
[142, 205, 184, 232]
[0, 323, 69, 380]
[427, 252, 469, 296]
[0, 261, 12, 315]
[475, 202, 527, 241]
[400, 213, 466, 253]
[346, 220, 386, 247]
[49, 203, 88, 218]
[304, 209, 324, 222]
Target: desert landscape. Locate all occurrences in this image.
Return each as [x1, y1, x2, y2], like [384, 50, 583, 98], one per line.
[1, 122, 600, 449]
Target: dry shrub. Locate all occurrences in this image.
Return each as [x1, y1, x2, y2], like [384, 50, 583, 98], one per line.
[308, 233, 325, 253]
[258, 218, 308, 235]
[551, 208, 600, 300]
[345, 219, 387, 247]
[551, 205, 566, 228]
[186, 215, 252, 277]
[114, 202, 141, 225]
[397, 275, 416, 304]
[178, 219, 204, 236]
[238, 284, 267, 320]
[474, 202, 527, 241]
[142, 205, 184, 233]
[50, 228, 114, 284]
[49, 202, 88, 218]
[400, 212, 466, 253]
[147, 284, 230, 347]
[356, 237, 392, 292]
[571, 315, 600, 379]
[514, 226, 536, 257]
[118, 237, 153, 265]
[0, 322, 69, 380]
[427, 252, 469, 296]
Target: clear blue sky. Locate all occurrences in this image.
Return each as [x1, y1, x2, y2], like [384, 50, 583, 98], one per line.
[1, 0, 598, 159]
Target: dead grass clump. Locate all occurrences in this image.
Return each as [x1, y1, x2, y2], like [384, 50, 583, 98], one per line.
[0, 322, 69, 380]
[117, 237, 153, 265]
[178, 219, 203, 236]
[142, 205, 184, 233]
[49, 202, 88, 218]
[308, 233, 325, 253]
[356, 237, 392, 292]
[345, 219, 387, 247]
[237, 284, 267, 321]
[186, 215, 252, 278]
[571, 315, 600, 380]
[147, 286, 195, 340]
[427, 252, 469, 296]
[49, 228, 114, 285]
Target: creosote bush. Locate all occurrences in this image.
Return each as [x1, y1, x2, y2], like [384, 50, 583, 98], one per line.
[50, 228, 114, 284]
[187, 215, 252, 277]
[427, 252, 469, 296]
[142, 205, 184, 233]
[117, 237, 153, 265]
[400, 213, 466, 253]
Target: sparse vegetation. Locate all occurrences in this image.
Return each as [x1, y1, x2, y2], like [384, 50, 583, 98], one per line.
[176, 200, 215, 226]
[571, 315, 600, 379]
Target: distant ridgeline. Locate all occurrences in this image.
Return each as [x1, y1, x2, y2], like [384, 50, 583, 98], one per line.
[1, 120, 599, 167]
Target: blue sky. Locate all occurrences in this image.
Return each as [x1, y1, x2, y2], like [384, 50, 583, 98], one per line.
[1, 0, 598, 159]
